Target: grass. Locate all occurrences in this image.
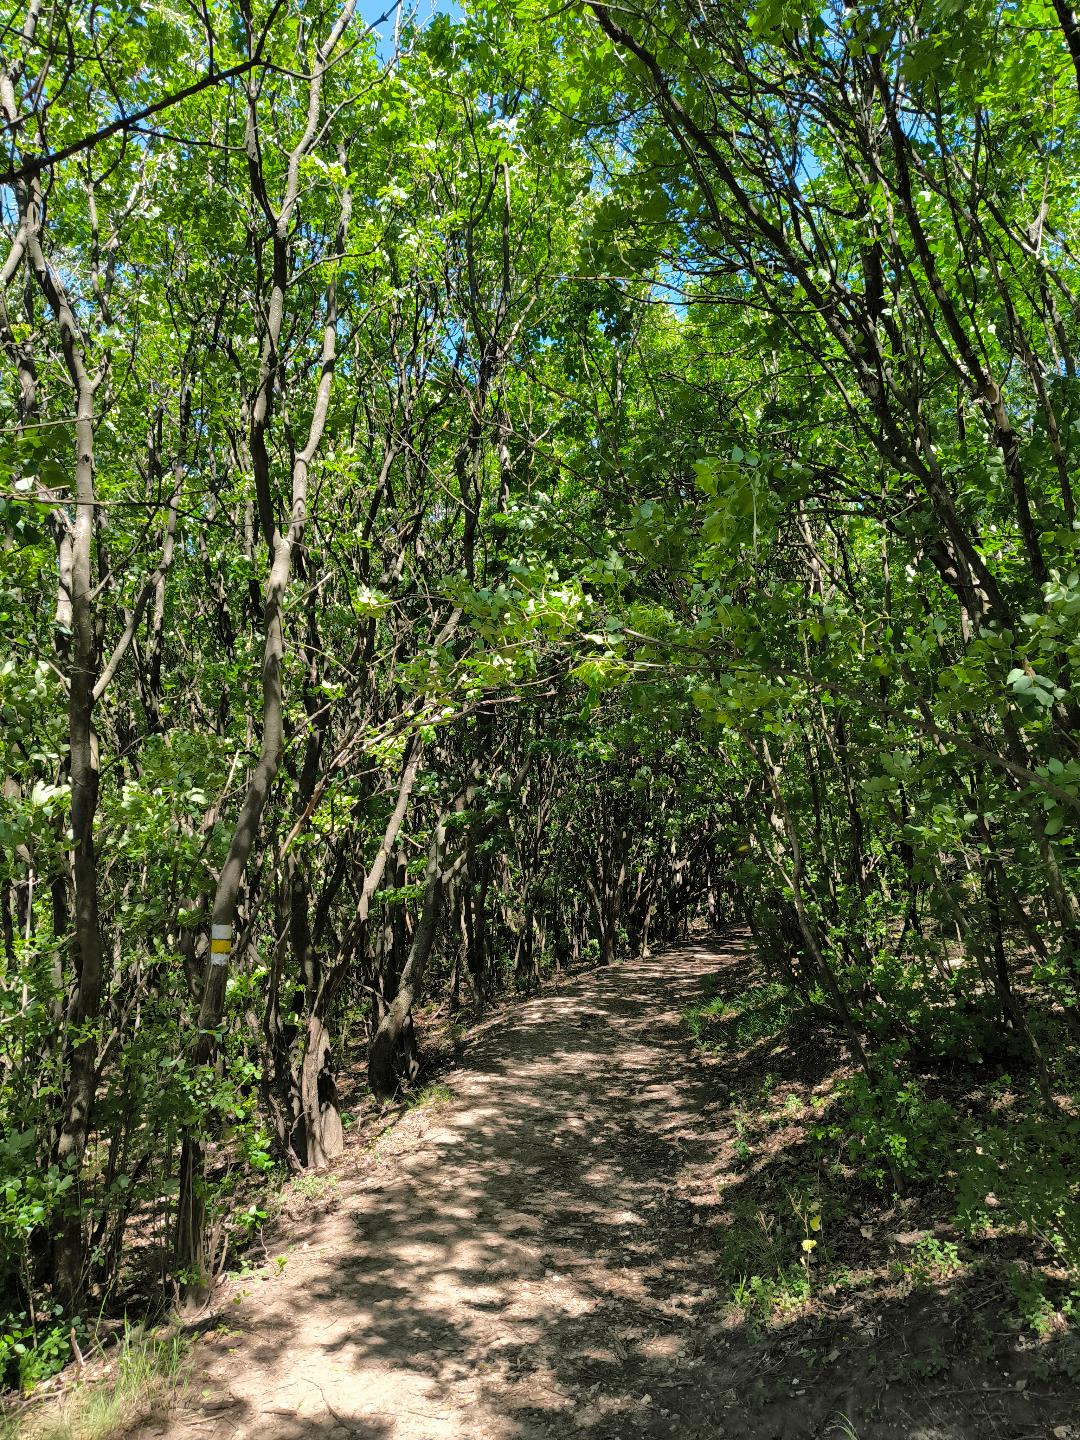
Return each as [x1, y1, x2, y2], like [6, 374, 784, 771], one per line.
[683, 979, 799, 1051]
[286, 1171, 340, 1206]
[712, 1183, 828, 1332]
[403, 1081, 453, 1111]
[1, 1325, 189, 1440]
[825, 1417, 863, 1440]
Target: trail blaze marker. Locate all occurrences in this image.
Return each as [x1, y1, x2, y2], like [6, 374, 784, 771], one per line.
[210, 923, 232, 966]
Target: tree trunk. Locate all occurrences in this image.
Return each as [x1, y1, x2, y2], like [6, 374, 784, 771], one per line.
[299, 1012, 344, 1169]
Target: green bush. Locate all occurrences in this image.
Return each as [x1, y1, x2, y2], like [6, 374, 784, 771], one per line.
[831, 1047, 953, 1184]
[955, 1102, 1080, 1279]
[0, 1311, 72, 1393]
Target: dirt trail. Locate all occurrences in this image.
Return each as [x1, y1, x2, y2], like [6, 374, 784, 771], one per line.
[145, 941, 736, 1440]
[139, 939, 1080, 1440]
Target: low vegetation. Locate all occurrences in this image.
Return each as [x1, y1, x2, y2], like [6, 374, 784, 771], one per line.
[0, 1326, 189, 1440]
[686, 964, 1080, 1368]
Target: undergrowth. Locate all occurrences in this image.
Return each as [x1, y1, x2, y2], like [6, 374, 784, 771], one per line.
[0, 1324, 189, 1440]
[686, 968, 1080, 1334]
[682, 979, 799, 1050]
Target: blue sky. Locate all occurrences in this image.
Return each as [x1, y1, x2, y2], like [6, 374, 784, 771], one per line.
[359, 0, 463, 40]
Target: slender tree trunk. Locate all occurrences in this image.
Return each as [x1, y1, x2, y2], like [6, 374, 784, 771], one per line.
[174, 94, 352, 1292]
[24, 179, 105, 1310]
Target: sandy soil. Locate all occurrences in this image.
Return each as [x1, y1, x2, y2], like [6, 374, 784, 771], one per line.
[135, 938, 1080, 1440]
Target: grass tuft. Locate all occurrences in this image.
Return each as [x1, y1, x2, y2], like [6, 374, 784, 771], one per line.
[404, 1081, 453, 1111]
[2, 1324, 188, 1440]
[684, 979, 798, 1051]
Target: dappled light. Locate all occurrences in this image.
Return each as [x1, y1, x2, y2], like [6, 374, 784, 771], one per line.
[4, 0, 1080, 1435]
[130, 942, 1079, 1440]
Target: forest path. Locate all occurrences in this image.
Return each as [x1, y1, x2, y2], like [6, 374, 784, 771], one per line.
[143, 938, 755, 1440]
[136, 938, 1080, 1440]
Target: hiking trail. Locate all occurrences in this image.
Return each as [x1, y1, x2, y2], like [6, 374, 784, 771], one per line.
[138, 939, 1079, 1440]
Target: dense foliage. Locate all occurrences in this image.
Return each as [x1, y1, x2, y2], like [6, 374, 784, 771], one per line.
[1, 0, 1077, 1387]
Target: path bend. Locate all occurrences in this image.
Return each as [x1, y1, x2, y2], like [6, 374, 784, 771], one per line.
[147, 940, 732, 1440]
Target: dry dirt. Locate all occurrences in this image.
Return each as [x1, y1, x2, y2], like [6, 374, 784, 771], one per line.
[135, 938, 1080, 1440]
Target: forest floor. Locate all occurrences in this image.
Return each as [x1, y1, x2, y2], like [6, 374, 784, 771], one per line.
[128, 935, 1079, 1440]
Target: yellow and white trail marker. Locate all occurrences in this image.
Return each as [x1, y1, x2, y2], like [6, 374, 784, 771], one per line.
[210, 923, 232, 967]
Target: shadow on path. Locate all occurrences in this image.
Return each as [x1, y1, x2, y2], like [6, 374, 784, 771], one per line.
[139, 939, 1079, 1440]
